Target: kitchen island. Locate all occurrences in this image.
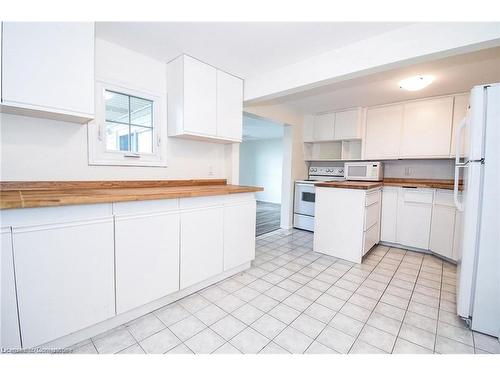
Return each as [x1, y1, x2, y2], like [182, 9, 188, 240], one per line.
[313, 181, 382, 263]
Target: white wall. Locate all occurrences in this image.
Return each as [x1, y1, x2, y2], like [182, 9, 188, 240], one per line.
[383, 159, 455, 179]
[240, 138, 283, 203]
[0, 38, 228, 181]
[245, 23, 500, 101]
[244, 103, 307, 229]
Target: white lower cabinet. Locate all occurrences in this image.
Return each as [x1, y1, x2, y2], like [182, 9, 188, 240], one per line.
[380, 187, 398, 242]
[10, 206, 115, 348]
[396, 188, 434, 249]
[380, 187, 461, 261]
[314, 187, 381, 263]
[180, 204, 224, 289]
[223, 200, 256, 270]
[114, 200, 180, 314]
[429, 190, 461, 261]
[1, 193, 256, 348]
[1, 227, 21, 349]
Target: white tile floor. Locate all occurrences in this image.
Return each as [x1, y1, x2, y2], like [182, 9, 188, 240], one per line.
[69, 229, 500, 354]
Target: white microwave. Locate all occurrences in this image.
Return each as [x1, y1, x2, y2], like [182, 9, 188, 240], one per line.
[345, 161, 384, 181]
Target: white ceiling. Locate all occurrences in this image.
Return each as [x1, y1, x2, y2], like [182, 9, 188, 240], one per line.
[257, 47, 500, 114]
[95, 22, 410, 78]
[242, 115, 284, 141]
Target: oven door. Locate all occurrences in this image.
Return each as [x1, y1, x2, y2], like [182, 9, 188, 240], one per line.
[294, 183, 315, 216]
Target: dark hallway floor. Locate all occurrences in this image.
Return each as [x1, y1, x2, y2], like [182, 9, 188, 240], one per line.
[256, 201, 281, 237]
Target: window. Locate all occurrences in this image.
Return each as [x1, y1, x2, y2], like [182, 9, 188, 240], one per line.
[88, 81, 167, 167]
[105, 91, 153, 154]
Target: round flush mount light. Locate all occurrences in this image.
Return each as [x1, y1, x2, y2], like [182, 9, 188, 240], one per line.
[399, 75, 434, 91]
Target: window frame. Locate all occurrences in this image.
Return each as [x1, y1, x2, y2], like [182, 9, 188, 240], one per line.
[88, 80, 167, 167]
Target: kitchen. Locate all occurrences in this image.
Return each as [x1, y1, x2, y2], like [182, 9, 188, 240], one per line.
[0, 17, 500, 366]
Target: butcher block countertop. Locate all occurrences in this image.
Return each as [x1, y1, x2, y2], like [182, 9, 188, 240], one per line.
[315, 181, 383, 190]
[314, 178, 461, 191]
[0, 179, 263, 210]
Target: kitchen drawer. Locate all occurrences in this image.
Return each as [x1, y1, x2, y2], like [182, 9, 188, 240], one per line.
[401, 188, 434, 204]
[364, 202, 380, 230]
[363, 223, 379, 255]
[294, 214, 314, 231]
[365, 189, 381, 206]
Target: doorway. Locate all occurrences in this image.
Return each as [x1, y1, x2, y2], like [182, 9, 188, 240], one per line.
[239, 114, 285, 236]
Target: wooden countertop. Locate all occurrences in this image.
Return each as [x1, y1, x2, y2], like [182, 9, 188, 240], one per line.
[314, 178, 461, 191]
[315, 181, 383, 190]
[0, 179, 263, 210]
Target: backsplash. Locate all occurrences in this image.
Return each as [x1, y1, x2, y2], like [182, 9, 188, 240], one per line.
[309, 159, 455, 179]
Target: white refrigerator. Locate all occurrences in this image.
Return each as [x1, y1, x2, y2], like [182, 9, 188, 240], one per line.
[454, 83, 499, 338]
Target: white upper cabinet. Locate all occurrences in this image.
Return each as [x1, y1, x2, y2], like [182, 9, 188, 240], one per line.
[364, 104, 403, 159]
[450, 93, 470, 158]
[216, 70, 243, 141]
[334, 108, 362, 140]
[303, 115, 315, 142]
[307, 109, 361, 143]
[167, 55, 243, 143]
[0, 22, 95, 123]
[313, 113, 335, 141]
[400, 97, 454, 158]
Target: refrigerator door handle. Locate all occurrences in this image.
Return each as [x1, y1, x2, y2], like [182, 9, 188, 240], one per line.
[455, 117, 467, 165]
[454, 118, 467, 211]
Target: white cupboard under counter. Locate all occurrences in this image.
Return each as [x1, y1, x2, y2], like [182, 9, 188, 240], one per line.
[0, 180, 260, 349]
[313, 182, 382, 263]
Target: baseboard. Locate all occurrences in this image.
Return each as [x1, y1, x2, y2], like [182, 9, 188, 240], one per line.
[39, 262, 251, 350]
[379, 241, 457, 264]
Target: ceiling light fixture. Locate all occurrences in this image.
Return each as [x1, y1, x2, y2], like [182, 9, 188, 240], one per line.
[399, 75, 434, 91]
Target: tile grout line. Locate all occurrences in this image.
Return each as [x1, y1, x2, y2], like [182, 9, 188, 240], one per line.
[300, 246, 391, 353]
[433, 261, 444, 353]
[388, 252, 425, 353]
[343, 247, 406, 354]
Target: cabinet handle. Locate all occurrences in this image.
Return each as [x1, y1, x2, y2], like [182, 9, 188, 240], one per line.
[402, 186, 418, 189]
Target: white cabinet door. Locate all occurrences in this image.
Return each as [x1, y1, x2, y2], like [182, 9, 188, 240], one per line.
[380, 187, 399, 243]
[1, 227, 21, 349]
[180, 207, 224, 289]
[430, 190, 458, 260]
[334, 109, 361, 140]
[303, 115, 315, 142]
[115, 210, 180, 314]
[429, 204, 456, 259]
[450, 94, 470, 158]
[12, 216, 115, 348]
[216, 70, 243, 141]
[313, 113, 335, 141]
[1, 22, 94, 120]
[396, 188, 434, 249]
[400, 97, 454, 158]
[364, 104, 403, 159]
[183, 55, 217, 136]
[224, 201, 256, 270]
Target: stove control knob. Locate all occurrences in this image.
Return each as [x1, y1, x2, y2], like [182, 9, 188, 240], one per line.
[339, 169, 344, 174]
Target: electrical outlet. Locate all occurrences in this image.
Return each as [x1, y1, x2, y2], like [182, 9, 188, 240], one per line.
[208, 164, 214, 176]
